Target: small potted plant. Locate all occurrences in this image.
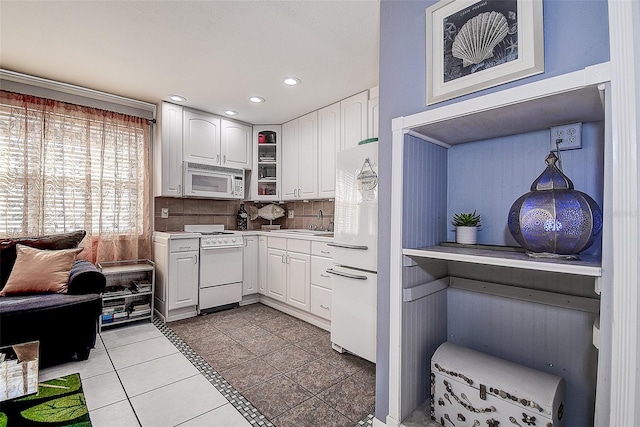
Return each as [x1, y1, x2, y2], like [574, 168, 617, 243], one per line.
[452, 211, 481, 245]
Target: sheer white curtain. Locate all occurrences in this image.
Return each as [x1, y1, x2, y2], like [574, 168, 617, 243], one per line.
[0, 90, 151, 263]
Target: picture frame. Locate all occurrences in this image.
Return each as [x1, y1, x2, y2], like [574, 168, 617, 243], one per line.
[426, 0, 544, 105]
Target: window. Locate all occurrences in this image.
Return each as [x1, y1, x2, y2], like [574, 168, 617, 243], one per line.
[0, 91, 151, 262]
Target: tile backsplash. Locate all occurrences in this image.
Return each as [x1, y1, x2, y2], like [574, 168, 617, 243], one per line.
[154, 198, 334, 232]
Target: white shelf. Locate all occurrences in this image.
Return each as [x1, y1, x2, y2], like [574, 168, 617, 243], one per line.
[403, 245, 601, 277]
[98, 260, 154, 275]
[402, 62, 610, 146]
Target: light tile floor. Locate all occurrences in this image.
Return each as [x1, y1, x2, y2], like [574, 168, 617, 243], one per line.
[39, 321, 251, 427]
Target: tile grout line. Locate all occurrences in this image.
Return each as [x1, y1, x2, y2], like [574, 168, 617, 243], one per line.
[97, 334, 144, 427]
[154, 315, 374, 427]
[153, 317, 275, 427]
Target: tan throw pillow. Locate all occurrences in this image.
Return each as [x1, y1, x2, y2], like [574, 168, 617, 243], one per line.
[0, 244, 83, 295]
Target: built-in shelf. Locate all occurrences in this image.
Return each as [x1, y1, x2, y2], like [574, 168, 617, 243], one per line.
[402, 62, 609, 146]
[403, 245, 601, 277]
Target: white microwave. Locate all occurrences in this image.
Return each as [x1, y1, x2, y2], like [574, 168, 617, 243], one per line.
[183, 162, 245, 199]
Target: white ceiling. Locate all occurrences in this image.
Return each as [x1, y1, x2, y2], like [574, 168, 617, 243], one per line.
[0, 1, 380, 124]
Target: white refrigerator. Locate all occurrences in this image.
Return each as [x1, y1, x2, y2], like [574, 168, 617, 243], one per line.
[328, 141, 378, 363]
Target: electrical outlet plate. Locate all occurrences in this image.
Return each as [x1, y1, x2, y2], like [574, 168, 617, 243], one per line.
[161, 208, 169, 218]
[288, 210, 294, 219]
[550, 122, 582, 151]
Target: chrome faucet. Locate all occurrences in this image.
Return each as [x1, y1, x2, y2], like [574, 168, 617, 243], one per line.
[317, 209, 324, 230]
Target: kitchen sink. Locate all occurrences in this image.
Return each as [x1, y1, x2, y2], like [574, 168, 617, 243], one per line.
[269, 229, 334, 237]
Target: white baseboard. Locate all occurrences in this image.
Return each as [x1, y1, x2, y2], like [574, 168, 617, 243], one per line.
[373, 416, 388, 427]
[258, 296, 331, 332]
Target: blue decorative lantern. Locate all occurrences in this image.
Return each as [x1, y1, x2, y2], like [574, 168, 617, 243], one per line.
[508, 152, 602, 257]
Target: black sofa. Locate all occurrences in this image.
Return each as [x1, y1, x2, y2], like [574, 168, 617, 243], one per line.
[0, 231, 106, 367]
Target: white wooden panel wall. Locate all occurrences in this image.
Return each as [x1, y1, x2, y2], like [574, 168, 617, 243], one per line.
[447, 288, 598, 427]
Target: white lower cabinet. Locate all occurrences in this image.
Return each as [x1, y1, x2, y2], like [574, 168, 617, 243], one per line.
[266, 248, 287, 302]
[153, 234, 199, 322]
[310, 241, 333, 321]
[310, 284, 332, 320]
[242, 236, 258, 295]
[258, 236, 267, 295]
[286, 251, 311, 311]
[266, 237, 312, 311]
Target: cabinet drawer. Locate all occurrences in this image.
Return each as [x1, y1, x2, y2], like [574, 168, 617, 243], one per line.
[287, 238, 311, 254]
[268, 236, 287, 250]
[170, 238, 200, 252]
[310, 285, 332, 320]
[311, 241, 334, 257]
[311, 256, 333, 290]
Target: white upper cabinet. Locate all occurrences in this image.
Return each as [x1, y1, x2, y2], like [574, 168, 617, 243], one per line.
[183, 109, 221, 166]
[298, 111, 318, 199]
[368, 86, 379, 139]
[154, 102, 183, 197]
[281, 119, 299, 200]
[282, 111, 318, 200]
[221, 119, 252, 169]
[251, 125, 281, 201]
[317, 102, 340, 199]
[340, 91, 368, 151]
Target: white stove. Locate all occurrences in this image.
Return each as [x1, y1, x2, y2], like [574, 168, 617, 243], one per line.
[184, 225, 243, 248]
[183, 224, 243, 312]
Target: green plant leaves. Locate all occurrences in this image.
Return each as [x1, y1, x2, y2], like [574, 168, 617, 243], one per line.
[451, 210, 481, 227]
[17, 374, 81, 401]
[0, 412, 7, 427]
[20, 393, 88, 423]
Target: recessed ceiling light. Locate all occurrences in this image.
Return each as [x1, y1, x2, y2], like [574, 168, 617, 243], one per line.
[168, 95, 186, 102]
[283, 77, 301, 86]
[249, 96, 265, 103]
[224, 110, 238, 116]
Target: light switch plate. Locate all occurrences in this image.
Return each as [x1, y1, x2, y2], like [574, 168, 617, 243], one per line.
[161, 208, 169, 218]
[288, 210, 294, 219]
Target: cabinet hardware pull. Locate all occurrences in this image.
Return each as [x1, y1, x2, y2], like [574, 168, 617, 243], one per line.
[282, 254, 285, 263]
[298, 188, 301, 198]
[180, 246, 190, 250]
[177, 184, 181, 195]
[294, 189, 297, 197]
[286, 255, 290, 264]
[326, 268, 367, 280]
[327, 243, 368, 250]
[195, 255, 198, 264]
[320, 274, 330, 278]
[321, 250, 330, 254]
[216, 154, 220, 163]
[320, 305, 329, 309]
[223, 155, 226, 164]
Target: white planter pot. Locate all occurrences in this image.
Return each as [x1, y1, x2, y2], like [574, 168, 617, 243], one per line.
[455, 226, 478, 245]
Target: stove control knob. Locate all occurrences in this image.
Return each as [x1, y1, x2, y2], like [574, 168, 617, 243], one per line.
[223, 238, 228, 243]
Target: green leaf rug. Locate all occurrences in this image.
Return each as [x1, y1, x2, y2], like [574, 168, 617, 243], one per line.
[0, 373, 91, 427]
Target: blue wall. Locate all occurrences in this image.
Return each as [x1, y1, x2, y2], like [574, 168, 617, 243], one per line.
[377, 0, 610, 421]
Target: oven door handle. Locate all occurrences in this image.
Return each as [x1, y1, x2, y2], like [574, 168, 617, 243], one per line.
[200, 244, 244, 250]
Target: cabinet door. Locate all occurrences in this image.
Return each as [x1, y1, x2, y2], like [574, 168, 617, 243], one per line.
[243, 236, 258, 295]
[266, 248, 287, 302]
[156, 102, 183, 197]
[168, 251, 199, 310]
[222, 120, 252, 169]
[252, 125, 282, 201]
[183, 109, 221, 166]
[317, 102, 340, 198]
[286, 251, 311, 311]
[368, 96, 379, 139]
[258, 236, 268, 294]
[281, 119, 299, 200]
[297, 111, 317, 199]
[340, 91, 368, 151]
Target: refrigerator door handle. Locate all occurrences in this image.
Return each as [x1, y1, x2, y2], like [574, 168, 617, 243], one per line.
[326, 243, 368, 250]
[326, 268, 368, 280]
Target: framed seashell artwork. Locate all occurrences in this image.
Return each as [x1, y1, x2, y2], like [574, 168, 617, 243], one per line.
[426, 0, 544, 105]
